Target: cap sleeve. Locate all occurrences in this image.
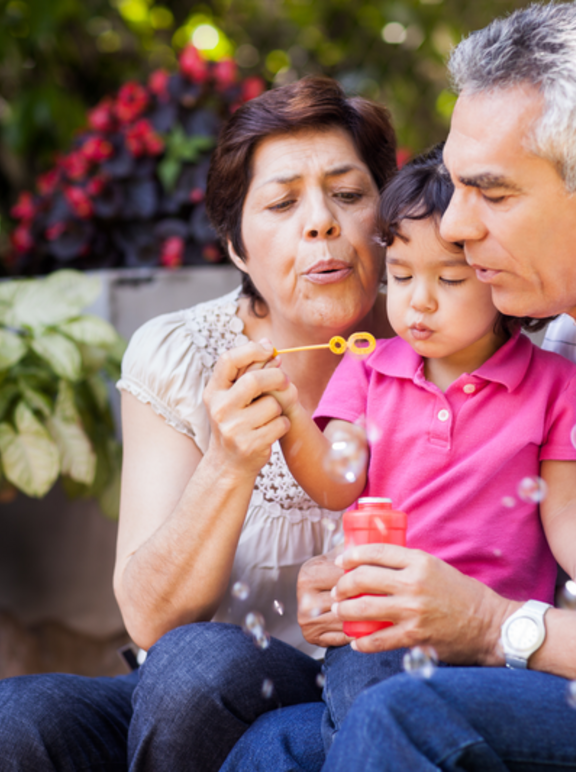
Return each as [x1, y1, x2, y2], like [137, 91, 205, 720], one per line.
[117, 310, 213, 452]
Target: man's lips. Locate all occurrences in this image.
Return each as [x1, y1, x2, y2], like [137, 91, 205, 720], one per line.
[471, 265, 502, 283]
[304, 260, 352, 285]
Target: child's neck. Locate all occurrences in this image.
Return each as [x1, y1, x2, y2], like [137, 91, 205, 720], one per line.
[424, 330, 509, 392]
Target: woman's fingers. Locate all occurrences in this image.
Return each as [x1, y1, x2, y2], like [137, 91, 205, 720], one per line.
[208, 340, 275, 390]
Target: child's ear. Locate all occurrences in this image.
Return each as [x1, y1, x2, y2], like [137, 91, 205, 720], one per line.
[227, 240, 249, 274]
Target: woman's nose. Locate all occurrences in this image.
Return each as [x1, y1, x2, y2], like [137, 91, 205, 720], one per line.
[440, 188, 486, 244]
[304, 198, 340, 240]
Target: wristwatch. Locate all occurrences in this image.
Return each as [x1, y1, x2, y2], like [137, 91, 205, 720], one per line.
[501, 599, 551, 669]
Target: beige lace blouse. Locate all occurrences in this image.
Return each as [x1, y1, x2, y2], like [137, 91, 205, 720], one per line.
[117, 288, 342, 657]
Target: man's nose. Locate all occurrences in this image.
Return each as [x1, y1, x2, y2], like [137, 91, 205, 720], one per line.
[440, 189, 485, 245]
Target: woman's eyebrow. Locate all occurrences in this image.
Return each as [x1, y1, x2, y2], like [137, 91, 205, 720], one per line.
[259, 164, 366, 188]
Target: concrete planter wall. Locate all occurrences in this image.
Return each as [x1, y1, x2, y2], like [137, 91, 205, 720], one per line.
[0, 266, 242, 676]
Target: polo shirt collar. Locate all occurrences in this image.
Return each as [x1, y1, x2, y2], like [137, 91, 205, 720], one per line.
[367, 329, 532, 392]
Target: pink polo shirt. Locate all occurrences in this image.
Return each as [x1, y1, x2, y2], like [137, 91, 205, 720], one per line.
[315, 331, 576, 604]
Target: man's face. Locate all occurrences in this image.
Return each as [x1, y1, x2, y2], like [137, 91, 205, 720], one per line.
[441, 86, 576, 319]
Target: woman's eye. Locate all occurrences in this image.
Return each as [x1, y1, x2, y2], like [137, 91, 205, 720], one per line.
[269, 199, 295, 211]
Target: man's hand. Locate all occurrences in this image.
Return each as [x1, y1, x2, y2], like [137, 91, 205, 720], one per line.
[297, 550, 351, 648]
[331, 544, 518, 664]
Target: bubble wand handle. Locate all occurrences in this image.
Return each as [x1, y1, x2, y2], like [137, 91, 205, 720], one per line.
[272, 332, 376, 358]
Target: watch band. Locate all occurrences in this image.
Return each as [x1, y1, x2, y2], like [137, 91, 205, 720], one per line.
[502, 599, 551, 669]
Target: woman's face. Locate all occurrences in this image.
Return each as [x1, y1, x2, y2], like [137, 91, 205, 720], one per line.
[231, 127, 384, 340]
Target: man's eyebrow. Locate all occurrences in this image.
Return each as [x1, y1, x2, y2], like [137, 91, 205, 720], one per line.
[259, 164, 365, 187]
[458, 172, 522, 192]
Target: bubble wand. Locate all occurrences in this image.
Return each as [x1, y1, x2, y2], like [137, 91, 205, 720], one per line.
[273, 332, 376, 357]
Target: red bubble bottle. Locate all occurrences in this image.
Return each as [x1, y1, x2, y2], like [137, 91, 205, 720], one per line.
[341, 497, 407, 638]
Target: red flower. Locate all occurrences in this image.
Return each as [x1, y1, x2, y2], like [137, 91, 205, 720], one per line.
[125, 119, 164, 157]
[10, 192, 36, 221]
[116, 82, 149, 125]
[60, 151, 90, 181]
[37, 168, 60, 196]
[149, 69, 170, 101]
[46, 222, 67, 241]
[160, 236, 184, 268]
[11, 224, 34, 253]
[202, 243, 221, 263]
[179, 45, 209, 84]
[241, 76, 266, 103]
[88, 98, 116, 132]
[81, 136, 114, 163]
[189, 187, 204, 204]
[396, 147, 412, 169]
[64, 186, 94, 219]
[86, 173, 109, 197]
[214, 58, 238, 90]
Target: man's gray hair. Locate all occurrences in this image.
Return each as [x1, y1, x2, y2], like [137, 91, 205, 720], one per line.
[448, 3, 576, 191]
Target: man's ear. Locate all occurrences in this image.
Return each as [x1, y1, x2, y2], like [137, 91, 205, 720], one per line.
[227, 240, 248, 274]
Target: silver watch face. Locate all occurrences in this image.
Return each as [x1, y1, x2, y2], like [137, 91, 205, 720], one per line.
[507, 617, 540, 651]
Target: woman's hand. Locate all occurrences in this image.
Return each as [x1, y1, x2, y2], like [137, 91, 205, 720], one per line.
[203, 340, 294, 477]
[331, 544, 518, 665]
[297, 550, 351, 648]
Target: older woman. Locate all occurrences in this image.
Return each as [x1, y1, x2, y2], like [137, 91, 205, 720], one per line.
[0, 77, 396, 771]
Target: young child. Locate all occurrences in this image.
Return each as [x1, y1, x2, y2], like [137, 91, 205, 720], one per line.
[277, 144, 576, 743]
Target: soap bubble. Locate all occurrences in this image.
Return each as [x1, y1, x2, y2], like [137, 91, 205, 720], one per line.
[322, 517, 337, 532]
[493, 548, 503, 557]
[300, 593, 322, 619]
[232, 581, 250, 601]
[261, 679, 274, 699]
[365, 417, 382, 445]
[517, 476, 548, 503]
[501, 496, 516, 508]
[316, 673, 326, 689]
[402, 646, 438, 679]
[331, 531, 345, 547]
[243, 611, 270, 649]
[324, 424, 367, 484]
[571, 425, 576, 450]
[558, 580, 576, 611]
[567, 681, 576, 709]
[273, 600, 285, 616]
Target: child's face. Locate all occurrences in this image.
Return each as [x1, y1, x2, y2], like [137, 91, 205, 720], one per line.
[386, 217, 502, 364]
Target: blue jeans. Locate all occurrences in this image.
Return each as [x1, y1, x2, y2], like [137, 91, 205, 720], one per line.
[0, 670, 137, 771]
[221, 667, 576, 772]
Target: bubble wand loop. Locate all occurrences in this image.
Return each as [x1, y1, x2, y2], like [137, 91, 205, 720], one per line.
[273, 332, 376, 357]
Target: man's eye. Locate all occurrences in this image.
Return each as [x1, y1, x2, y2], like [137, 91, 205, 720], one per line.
[335, 191, 362, 202]
[482, 194, 506, 204]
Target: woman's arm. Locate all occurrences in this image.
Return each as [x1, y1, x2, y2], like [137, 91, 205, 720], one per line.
[540, 458, 576, 580]
[330, 543, 576, 680]
[114, 343, 291, 650]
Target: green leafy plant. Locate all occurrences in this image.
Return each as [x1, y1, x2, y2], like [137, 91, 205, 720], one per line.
[0, 269, 125, 517]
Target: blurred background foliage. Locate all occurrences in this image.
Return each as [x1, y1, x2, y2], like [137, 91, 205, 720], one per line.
[0, 0, 533, 264]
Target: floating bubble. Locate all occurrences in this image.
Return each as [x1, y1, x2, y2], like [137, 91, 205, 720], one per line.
[493, 548, 503, 558]
[402, 646, 438, 679]
[517, 476, 548, 503]
[558, 580, 576, 611]
[571, 425, 576, 450]
[261, 679, 274, 699]
[232, 581, 250, 601]
[273, 600, 285, 616]
[243, 611, 270, 649]
[316, 673, 326, 689]
[324, 424, 367, 484]
[322, 517, 337, 532]
[300, 593, 322, 619]
[331, 531, 345, 547]
[366, 417, 382, 445]
[254, 631, 270, 649]
[567, 681, 576, 709]
[501, 496, 516, 509]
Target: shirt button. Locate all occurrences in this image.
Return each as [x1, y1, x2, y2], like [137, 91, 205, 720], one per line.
[463, 383, 476, 394]
[437, 409, 450, 422]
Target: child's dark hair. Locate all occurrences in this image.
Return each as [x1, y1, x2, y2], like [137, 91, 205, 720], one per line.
[378, 143, 555, 335]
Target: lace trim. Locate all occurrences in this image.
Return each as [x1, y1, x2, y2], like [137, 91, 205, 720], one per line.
[117, 376, 196, 441]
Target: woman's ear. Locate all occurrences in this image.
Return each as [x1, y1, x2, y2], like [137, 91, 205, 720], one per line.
[227, 240, 248, 274]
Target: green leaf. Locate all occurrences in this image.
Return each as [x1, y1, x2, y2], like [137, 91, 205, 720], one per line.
[0, 406, 60, 497]
[18, 377, 52, 417]
[0, 384, 20, 421]
[53, 380, 79, 422]
[158, 157, 181, 193]
[46, 415, 96, 486]
[98, 465, 121, 520]
[87, 374, 110, 414]
[59, 315, 118, 348]
[0, 329, 27, 370]
[7, 271, 102, 330]
[31, 331, 82, 381]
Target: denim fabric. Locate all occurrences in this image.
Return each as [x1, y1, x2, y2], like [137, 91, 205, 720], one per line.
[323, 667, 576, 772]
[128, 622, 323, 772]
[0, 670, 137, 771]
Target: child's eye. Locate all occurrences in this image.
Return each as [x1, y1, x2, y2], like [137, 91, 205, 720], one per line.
[440, 278, 465, 286]
[392, 275, 411, 283]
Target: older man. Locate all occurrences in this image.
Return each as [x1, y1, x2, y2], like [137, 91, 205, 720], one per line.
[221, 5, 576, 771]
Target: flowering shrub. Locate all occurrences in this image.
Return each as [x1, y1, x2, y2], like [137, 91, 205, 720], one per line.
[8, 47, 265, 275]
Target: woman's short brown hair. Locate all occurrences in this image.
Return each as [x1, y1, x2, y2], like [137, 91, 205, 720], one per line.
[205, 76, 397, 312]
